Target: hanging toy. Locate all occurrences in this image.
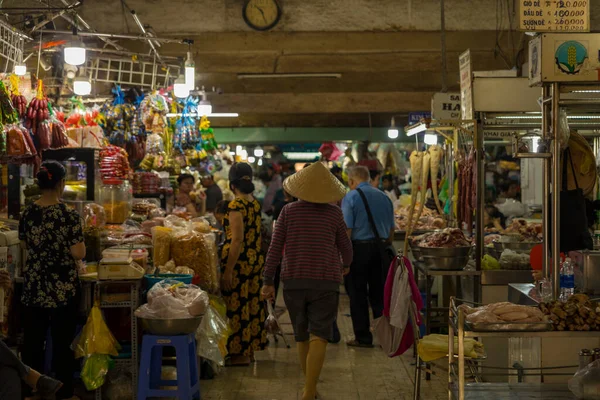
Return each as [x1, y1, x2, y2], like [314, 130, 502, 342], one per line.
[199, 116, 217, 152]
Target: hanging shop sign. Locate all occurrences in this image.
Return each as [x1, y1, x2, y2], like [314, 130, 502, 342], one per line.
[533, 33, 600, 83]
[431, 92, 461, 120]
[518, 0, 590, 32]
[459, 49, 473, 120]
[408, 111, 431, 125]
[483, 130, 516, 139]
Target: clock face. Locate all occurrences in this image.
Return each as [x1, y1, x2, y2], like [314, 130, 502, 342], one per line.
[243, 0, 282, 31]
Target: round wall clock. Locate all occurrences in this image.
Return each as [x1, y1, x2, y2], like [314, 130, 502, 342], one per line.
[243, 0, 282, 31]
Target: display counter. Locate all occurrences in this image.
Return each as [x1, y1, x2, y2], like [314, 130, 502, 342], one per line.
[478, 284, 600, 385]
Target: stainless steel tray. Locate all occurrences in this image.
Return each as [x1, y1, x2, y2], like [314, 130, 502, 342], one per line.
[465, 320, 553, 332]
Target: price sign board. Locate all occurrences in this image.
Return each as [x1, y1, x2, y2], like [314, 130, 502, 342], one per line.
[518, 0, 590, 32]
[431, 92, 461, 120]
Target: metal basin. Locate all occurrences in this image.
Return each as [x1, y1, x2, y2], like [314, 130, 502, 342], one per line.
[139, 316, 203, 335]
[493, 241, 539, 253]
[417, 246, 472, 270]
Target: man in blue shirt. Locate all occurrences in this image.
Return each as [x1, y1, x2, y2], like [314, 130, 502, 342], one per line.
[342, 166, 395, 347]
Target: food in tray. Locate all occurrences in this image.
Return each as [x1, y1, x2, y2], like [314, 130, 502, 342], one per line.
[395, 205, 446, 232]
[460, 302, 546, 324]
[539, 294, 600, 331]
[502, 219, 542, 241]
[412, 228, 470, 248]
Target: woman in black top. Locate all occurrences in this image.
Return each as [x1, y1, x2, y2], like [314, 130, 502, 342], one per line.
[19, 161, 86, 400]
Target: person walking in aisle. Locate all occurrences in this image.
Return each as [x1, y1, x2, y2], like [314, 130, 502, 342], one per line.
[0, 270, 63, 400]
[262, 162, 352, 400]
[342, 166, 395, 348]
[221, 163, 268, 366]
[19, 161, 86, 400]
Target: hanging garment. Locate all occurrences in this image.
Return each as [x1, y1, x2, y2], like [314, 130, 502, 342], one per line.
[372, 256, 423, 357]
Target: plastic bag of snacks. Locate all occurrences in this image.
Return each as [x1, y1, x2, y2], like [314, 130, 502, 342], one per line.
[84, 203, 106, 228]
[6, 124, 35, 158]
[135, 280, 208, 319]
[100, 145, 131, 180]
[196, 296, 230, 366]
[170, 227, 219, 293]
[152, 226, 172, 267]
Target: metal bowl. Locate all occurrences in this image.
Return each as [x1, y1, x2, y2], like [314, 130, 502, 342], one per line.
[417, 246, 472, 270]
[493, 241, 539, 253]
[139, 316, 203, 335]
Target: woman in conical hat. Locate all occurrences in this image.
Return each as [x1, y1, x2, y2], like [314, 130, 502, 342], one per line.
[262, 162, 353, 400]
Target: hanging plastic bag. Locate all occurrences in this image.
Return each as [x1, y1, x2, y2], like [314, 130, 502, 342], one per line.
[81, 354, 113, 391]
[559, 108, 571, 150]
[196, 297, 230, 366]
[73, 302, 121, 359]
[264, 301, 279, 335]
[569, 359, 600, 399]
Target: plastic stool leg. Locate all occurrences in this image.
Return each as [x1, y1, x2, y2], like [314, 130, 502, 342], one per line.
[149, 345, 163, 389]
[137, 337, 154, 400]
[175, 336, 192, 399]
[188, 337, 201, 399]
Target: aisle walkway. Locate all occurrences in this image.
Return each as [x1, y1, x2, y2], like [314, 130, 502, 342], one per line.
[202, 293, 447, 400]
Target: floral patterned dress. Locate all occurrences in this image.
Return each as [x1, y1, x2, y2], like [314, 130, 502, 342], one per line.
[18, 203, 83, 308]
[221, 197, 268, 357]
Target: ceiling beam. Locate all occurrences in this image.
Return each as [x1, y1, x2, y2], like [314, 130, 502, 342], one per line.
[211, 91, 434, 114]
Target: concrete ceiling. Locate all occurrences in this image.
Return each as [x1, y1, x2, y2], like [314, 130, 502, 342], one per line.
[6, 0, 571, 129]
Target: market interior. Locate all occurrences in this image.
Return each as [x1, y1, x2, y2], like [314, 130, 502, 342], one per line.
[0, 1, 599, 400]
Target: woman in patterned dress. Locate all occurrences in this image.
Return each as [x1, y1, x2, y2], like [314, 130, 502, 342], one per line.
[19, 161, 86, 400]
[221, 162, 268, 366]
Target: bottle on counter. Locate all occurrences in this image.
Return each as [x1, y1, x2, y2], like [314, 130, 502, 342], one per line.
[560, 257, 575, 302]
[580, 349, 593, 370]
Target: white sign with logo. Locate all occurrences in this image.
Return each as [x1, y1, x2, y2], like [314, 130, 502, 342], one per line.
[431, 92, 461, 120]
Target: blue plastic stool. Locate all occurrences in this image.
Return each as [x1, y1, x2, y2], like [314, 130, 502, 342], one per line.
[137, 333, 200, 400]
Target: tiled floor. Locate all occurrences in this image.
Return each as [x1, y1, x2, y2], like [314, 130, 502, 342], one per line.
[201, 293, 448, 400]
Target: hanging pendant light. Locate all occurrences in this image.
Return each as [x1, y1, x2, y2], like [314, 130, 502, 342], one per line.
[197, 91, 212, 116]
[185, 51, 195, 91]
[254, 146, 264, 157]
[73, 77, 91, 96]
[14, 64, 26, 76]
[387, 117, 399, 139]
[173, 74, 189, 98]
[64, 29, 86, 66]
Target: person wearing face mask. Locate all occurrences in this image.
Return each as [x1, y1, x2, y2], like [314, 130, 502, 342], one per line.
[18, 161, 86, 400]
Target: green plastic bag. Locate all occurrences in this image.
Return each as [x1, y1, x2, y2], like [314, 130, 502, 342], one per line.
[81, 354, 114, 391]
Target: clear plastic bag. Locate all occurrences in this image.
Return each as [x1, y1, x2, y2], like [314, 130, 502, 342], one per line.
[152, 226, 172, 267]
[104, 372, 133, 400]
[264, 301, 279, 335]
[73, 303, 121, 359]
[196, 298, 230, 366]
[569, 359, 600, 399]
[559, 108, 571, 150]
[135, 280, 208, 319]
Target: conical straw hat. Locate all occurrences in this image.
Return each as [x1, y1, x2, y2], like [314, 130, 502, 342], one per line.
[284, 162, 347, 204]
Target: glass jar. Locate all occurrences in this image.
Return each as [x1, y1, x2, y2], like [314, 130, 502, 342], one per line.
[101, 178, 132, 224]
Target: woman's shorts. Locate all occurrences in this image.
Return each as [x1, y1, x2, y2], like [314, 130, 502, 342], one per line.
[283, 289, 339, 342]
